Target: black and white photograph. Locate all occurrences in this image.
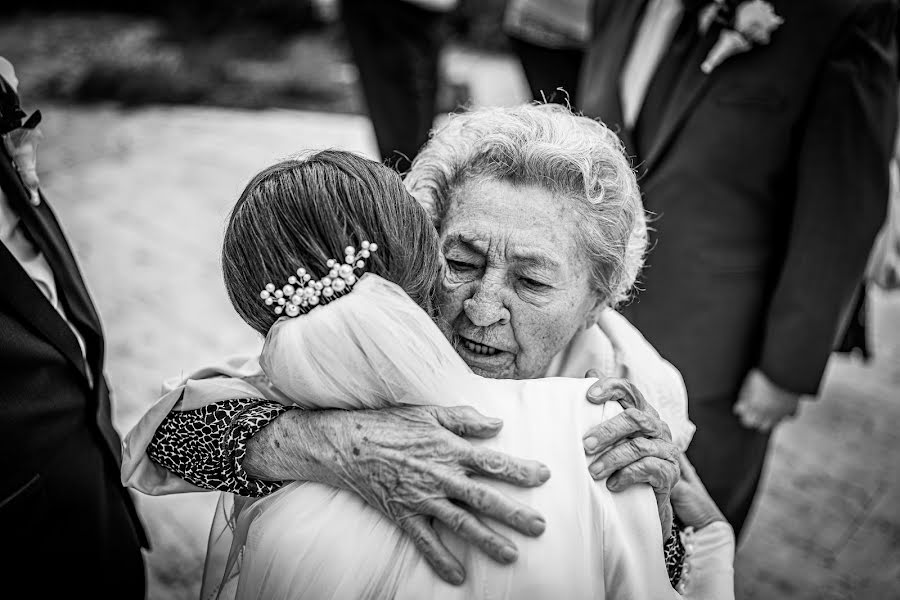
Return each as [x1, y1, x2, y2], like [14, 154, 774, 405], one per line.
[1, 0, 899, 598]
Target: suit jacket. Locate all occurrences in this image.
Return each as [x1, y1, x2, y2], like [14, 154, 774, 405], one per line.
[579, 0, 898, 400]
[0, 145, 147, 588]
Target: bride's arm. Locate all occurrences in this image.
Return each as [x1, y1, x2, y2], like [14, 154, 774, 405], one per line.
[598, 456, 734, 600]
[676, 522, 735, 599]
[670, 456, 736, 600]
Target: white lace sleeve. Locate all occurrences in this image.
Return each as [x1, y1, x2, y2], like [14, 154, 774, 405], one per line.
[676, 522, 736, 600]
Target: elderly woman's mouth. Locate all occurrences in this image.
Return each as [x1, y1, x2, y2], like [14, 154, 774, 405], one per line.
[456, 335, 516, 378]
[462, 339, 500, 356]
[458, 336, 506, 357]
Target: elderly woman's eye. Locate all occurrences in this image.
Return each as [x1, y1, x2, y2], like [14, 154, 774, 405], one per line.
[520, 277, 550, 290]
[447, 259, 478, 272]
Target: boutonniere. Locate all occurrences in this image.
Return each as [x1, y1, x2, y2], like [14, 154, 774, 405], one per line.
[0, 61, 43, 206]
[698, 0, 783, 74]
[2, 111, 43, 206]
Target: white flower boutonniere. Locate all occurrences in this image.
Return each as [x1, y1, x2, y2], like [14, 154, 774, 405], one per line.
[699, 0, 784, 74]
[2, 114, 43, 207]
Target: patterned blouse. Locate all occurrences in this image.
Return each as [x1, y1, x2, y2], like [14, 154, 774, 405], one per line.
[147, 398, 685, 586]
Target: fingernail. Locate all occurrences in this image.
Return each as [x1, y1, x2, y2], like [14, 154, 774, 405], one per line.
[607, 476, 620, 491]
[530, 517, 546, 535]
[488, 418, 503, 428]
[449, 569, 465, 585]
[538, 465, 551, 481]
[583, 436, 599, 452]
[500, 545, 518, 562]
[590, 461, 604, 479]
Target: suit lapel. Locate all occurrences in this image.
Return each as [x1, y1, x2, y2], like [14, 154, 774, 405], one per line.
[642, 21, 725, 172]
[28, 195, 103, 343]
[0, 147, 102, 334]
[0, 243, 91, 381]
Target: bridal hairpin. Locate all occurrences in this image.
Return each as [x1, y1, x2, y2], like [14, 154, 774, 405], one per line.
[259, 241, 378, 318]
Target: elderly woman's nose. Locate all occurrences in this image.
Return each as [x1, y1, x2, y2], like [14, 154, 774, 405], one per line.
[464, 291, 511, 327]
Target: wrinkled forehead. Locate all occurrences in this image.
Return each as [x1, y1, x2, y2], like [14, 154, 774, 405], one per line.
[441, 230, 566, 269]
[440, 178, 587, 268]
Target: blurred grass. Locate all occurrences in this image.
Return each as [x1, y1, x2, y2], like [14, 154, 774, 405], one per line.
[0, 2, 507, 113]
[0, 13, 364, 112]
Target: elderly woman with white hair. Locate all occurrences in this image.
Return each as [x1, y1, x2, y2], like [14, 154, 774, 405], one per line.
[123, 104, 734, 598]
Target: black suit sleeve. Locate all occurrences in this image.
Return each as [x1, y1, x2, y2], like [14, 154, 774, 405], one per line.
[759, 0, 899, 395]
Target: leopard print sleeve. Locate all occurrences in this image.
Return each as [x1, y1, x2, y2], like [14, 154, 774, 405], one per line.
[666, 516, 687, 588]
[148, 398, 292, 497]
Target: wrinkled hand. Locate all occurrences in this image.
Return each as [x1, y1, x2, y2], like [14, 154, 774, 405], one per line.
[581, 373, 680, 539]
[733, 369, 801, 432]
[296, 405, 550, 585]
[671, 455, 725, 530]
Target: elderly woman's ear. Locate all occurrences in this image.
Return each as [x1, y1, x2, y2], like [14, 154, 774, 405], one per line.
[581, 297, 608, 330]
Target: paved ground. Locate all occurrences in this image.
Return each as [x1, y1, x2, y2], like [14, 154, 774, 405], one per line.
[35, 95, 900, 598]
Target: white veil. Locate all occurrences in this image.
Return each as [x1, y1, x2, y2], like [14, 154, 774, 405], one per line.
[259, 273, 473, 410]
[201, 274, 477, 600]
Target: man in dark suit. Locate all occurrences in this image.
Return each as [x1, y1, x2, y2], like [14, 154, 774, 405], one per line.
[579, 0, 898, 536]
[0, 61, 147, 595]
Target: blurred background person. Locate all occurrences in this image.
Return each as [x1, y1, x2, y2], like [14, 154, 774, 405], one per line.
[0, 57, 146, 597]
[868, 134, 900, 293]
[339, 0, 458, 172]
[839, 98, 900, 359]
[578, 0, 899, 537]
[503, 0, 592, 108]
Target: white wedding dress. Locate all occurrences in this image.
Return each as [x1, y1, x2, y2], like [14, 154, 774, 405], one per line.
[202, 275, 732, 600]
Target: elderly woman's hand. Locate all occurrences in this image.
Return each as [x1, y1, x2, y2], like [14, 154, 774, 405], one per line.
[581, 374, 681, 538]
[260, 405, 550, 585]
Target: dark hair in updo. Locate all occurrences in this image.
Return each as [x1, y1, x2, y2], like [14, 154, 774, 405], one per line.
[223, 150, 442, 335]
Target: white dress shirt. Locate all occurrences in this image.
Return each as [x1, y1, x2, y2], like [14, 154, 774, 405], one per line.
[619, 0, 685, 128]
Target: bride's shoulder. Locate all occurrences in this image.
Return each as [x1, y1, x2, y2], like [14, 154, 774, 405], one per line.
[512, 376, 626, 423]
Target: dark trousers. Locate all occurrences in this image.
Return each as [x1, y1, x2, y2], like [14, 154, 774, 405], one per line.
[341, 0, 447, 172]
[686, 395, 772, 538]
[509, 37, 584, 109]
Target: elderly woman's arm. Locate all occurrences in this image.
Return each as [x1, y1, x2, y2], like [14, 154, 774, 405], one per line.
[147, 398, 292, 496]
[148, 397, 552, 584]
[147, 381, 684, 584]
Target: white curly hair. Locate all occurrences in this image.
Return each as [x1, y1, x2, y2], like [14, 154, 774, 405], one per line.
[405, 103, 647, 308]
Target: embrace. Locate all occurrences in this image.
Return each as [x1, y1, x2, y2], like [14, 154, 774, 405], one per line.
[124, 104, 735, 598]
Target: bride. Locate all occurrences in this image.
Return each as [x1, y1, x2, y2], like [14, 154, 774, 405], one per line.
[193, 150, 734, 599]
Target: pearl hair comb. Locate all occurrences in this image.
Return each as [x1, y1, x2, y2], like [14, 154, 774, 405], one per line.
[259, 241, 378, 318]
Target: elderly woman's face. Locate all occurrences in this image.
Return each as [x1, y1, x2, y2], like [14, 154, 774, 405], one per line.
[437, 178, 601, 379]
